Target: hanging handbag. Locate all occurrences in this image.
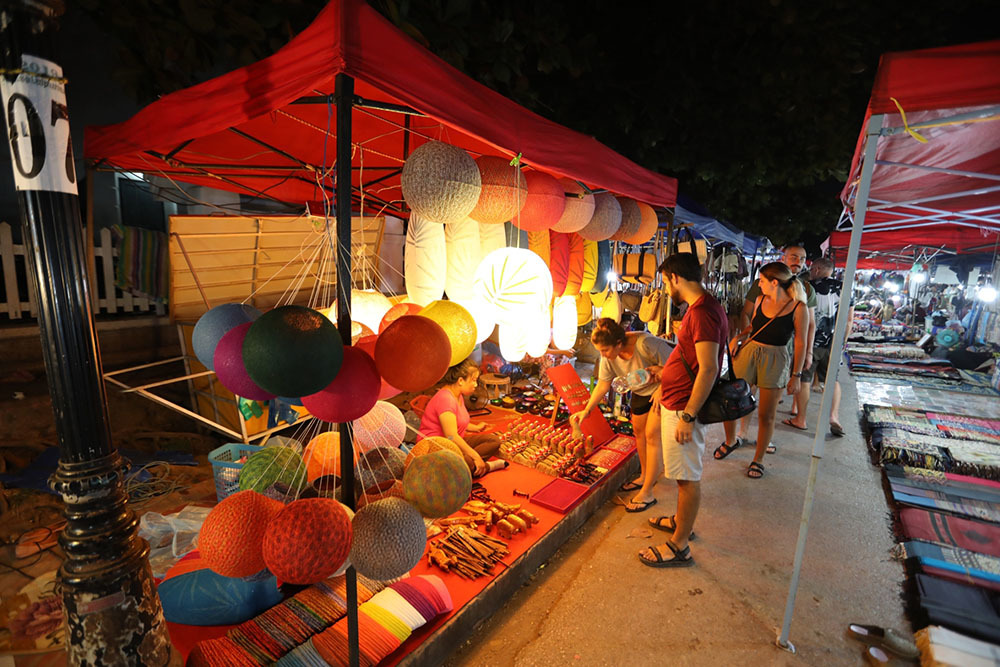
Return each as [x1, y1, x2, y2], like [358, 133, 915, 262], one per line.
[613, 249, 658, 284]
[639, 286, 663, 323]
[620, 288, 643, 312]
[599, 288, 621, 322]
[677, 344, 755, 424]
[674, 228, 708, 265]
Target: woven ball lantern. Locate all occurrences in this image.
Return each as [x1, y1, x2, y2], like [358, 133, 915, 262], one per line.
[418, 300, 476, 366]
[400, 141, 481, 224]
[472, 247, 553, 327]
[262, 498, 353, 585]
[611, 197, 642, 241]
[378, 302, 422, 333]
[578, 192, 622, 241]
[192, 303, 262, 371]
[243, 305, 343, 398]
[404, 436, 462, 468]
[355, 446, 407, 490]
[514, 171, 565, 231]
[451, 297, 496, 344]
[468, 155, 527, 225]
[238, 446, 308, 495]
[353, 401, 406, 452]
[623, 201, 659, 245]
[552, 295, 579, 350]
[213, 323, 275, 401]
[302, 347, 380, 424]
[374, 315, 451, 392]
[551, 178, 595, 233]
[403, 449, 472, 518]
[304, 431, 356, 482]
[355, 335, 402, 400]
[350, 498, 427, 581]
[199, 490, 284, 578]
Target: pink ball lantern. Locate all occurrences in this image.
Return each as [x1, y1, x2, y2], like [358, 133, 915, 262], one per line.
[301, 347, 381, 423]
[513, 171, 565, 232]
[374, 316, 452, 392]
[353, 401, 407, 452]
[468, 155, 527, 225]
[213, 323, 275, 401]
[578, 193, 622, 241]
[551, 178, 595, 233]
[611, 197, 642, 241]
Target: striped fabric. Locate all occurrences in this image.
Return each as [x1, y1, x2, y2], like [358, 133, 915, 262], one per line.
[112, 223, 168, 302]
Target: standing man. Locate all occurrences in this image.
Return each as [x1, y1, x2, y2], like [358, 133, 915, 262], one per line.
[808, 257, 854, 436]
[640, 253, 727, 568]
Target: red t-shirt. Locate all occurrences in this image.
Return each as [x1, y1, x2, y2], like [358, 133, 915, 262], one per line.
[419, 387, 469, 438]
[659, 292, 729, 410]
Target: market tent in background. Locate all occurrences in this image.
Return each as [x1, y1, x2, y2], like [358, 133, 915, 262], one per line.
[674, 195, 772, 258]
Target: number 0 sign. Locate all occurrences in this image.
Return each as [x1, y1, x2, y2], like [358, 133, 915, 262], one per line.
[0, 55, 77, 195]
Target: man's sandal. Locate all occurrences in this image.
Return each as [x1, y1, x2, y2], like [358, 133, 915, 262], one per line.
[638, 540, 694, 568]
[747, 461, 765, 479]
[648, 515, 696, 540]
[713, 438, 742, 460]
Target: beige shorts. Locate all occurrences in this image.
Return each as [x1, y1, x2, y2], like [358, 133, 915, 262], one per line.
[660, 407, 705, 481]
[733, 340, 789, 389]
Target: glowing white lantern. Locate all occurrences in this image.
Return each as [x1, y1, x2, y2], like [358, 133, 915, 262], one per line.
[552, 295, 579, 350]
[525, 307, 552, 358]
[478, 222, 506, 259]
[445, 218, 480, 302]
[472, 248, 553, 327]
[453, 297, 496, 344]
[405, 212, 447, 306]
[498, 324, 528, 362]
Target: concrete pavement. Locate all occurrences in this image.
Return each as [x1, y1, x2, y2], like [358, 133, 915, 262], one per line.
[444, 375, 906, 666]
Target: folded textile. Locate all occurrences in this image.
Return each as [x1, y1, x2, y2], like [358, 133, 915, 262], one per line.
[916, 625, 1000, 667]
[112, 223, 169, 302]
[905, 541, 1000, 584]
[913, 574, 1000, 644]
[899, 508, 1000, 558]
[892, 491, 1000, 523]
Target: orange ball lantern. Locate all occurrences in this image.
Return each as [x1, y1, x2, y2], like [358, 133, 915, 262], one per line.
[623, 201, 659, 245]
[514, 171, 565, 231]
[304, 431, 356, 482]
[199, 490, 284, 578]
[262, 498, 353, 585]
[374, 315, 451, 392]
[468, 155, 527, 225]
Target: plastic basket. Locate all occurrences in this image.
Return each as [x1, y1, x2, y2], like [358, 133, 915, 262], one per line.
[208, 443, 264, 503]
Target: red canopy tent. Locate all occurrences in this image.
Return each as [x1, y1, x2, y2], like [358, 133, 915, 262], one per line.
[84, 0, 677, 213]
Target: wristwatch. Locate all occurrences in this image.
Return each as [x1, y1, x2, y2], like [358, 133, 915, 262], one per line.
[791, 371, 802, 377]
[680, 411, 695, 423]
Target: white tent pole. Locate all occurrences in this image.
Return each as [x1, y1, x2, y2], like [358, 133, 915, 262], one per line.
[776, 112, 885, 653]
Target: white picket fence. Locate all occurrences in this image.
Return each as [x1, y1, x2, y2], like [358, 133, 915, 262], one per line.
[0, 221, 166, 320]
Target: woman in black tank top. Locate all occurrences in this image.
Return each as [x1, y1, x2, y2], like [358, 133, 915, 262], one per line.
[718, 262, 809, 479]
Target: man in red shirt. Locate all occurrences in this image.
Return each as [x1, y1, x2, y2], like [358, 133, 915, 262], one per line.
[640, 252, 728, 568]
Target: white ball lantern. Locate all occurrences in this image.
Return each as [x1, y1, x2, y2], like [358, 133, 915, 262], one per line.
[472, 248, 553, 327]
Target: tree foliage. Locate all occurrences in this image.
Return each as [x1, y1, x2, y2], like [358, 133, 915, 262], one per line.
[75, 0, 995, 248]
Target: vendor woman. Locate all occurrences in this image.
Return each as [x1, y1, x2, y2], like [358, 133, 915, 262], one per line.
[570, 318, 673, 512]
[419, 359, 500, 477]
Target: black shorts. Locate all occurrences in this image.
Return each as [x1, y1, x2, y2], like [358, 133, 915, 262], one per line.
[630, 392, 654, 416]
[813, 345, 840, 383]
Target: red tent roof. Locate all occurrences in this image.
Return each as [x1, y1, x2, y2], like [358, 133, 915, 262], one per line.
[84, 0, 677, 213]
[837, 40, 1000, 236]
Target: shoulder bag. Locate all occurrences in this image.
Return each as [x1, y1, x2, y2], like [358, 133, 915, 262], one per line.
[677, 343, 755, 424]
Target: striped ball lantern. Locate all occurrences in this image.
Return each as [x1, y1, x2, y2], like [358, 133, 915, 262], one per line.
[402, 449, 472, 518]
[524, 306, 552, 359]
[192, 303, 262, 371]
[418, 300, 476, 367]
[350, 498, 427, 581]
[592, 240, 612, 293]
[444, 217, 481, 303]
[513, 171, 565, 231]
[498, 323, 529, 362]
[301, 347, 381, 424]
[353, 401, 406, 452]
[576, 292, 594, 327]
[623, 201, 659, 245]
[404, 212, 447, 307]
[580, 240, 598, 293]
[551, 178, 595, 233]
[478, 220, 506, 259]
[577, 193, 622, 241]
[199, 490, 284, 578]
[527, 230, 551, 266]
[611, 197, 642, 241]
[374, 315, 452, 392]
[213, 323, 275, 401]
[400, 141, 481, 224]
[404, 436, 462, 468]
[468, 155, 527, 225]
[262, 498, 353, 585]
[242, 305, 343, 398]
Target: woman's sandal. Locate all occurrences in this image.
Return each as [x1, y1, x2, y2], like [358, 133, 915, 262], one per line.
[747, 461, 765, 479]
[648, 515, 696, 540]
[638, 540, 694, 568]
[766, 442, 777, 454]
[713, 438, 742, 460]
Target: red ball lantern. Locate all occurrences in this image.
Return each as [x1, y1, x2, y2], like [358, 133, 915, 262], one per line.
[301, 347, 381, 423]
[374, 315, 451, 392]
[262, 498, 353, 585]
[548, 231, 570, 295]
[513, 171, 565, 231]
[200, 490, 284, 578]
[379, 302, 422, 333]
[468, 155, 527, 225]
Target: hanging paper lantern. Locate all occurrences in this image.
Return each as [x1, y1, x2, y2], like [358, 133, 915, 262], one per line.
[468, 155, 527, 224]
[329, 290, 393, 333]
[552, 296, 579, 350]
[563, 233, 585, 297]
[451, 297, 496, 344]
[213, 323, 275, 401]
[402, 449, 472, 518]
[355, 447, 407, 491]
[242, 305, 343, 398]
[353, 401, 406, 452]
[472, 247, 553, 327]
[498, 323, 529, 362]
[302, 347, 381, 424]
[379, 302, 422, 333]
[527, 230, 551, 266]
[400, 140, 481, 225]
[592, 240, 612, 293]
[524, 307, 552, 358]
[514, 171, 565, 231]
[478, 221, 506, 259]
[444, 218, 480, 303]
[580, 240, 598, 293]
[374, 316, 451, 392]
[192, 303, 262, 371]
[199, 490, 284, 578]
[404, 213, 447, 307]
[551, 178, 595, 233]
[548, 231, 570, 296]
[262, 498, 353, 585]
[350, 498, 426, 581]
[612, 197, 642, 241]
[303, 431, 356, 482]
[404, 436, 462, 468]
[624, 201, 659, 245]
[578, 193, 622, 241]
[238, 446, 308, 494]
[576, 292, 594, 327]
[355, 335, 402, 400]
[418, 300, 476, 366]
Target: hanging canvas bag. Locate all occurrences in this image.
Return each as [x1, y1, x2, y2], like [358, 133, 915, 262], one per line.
[638, 286, 663, 323]
[674, 228, 708, 265]
[599, 288, 621, 322]
[613, 249, 658, 285]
